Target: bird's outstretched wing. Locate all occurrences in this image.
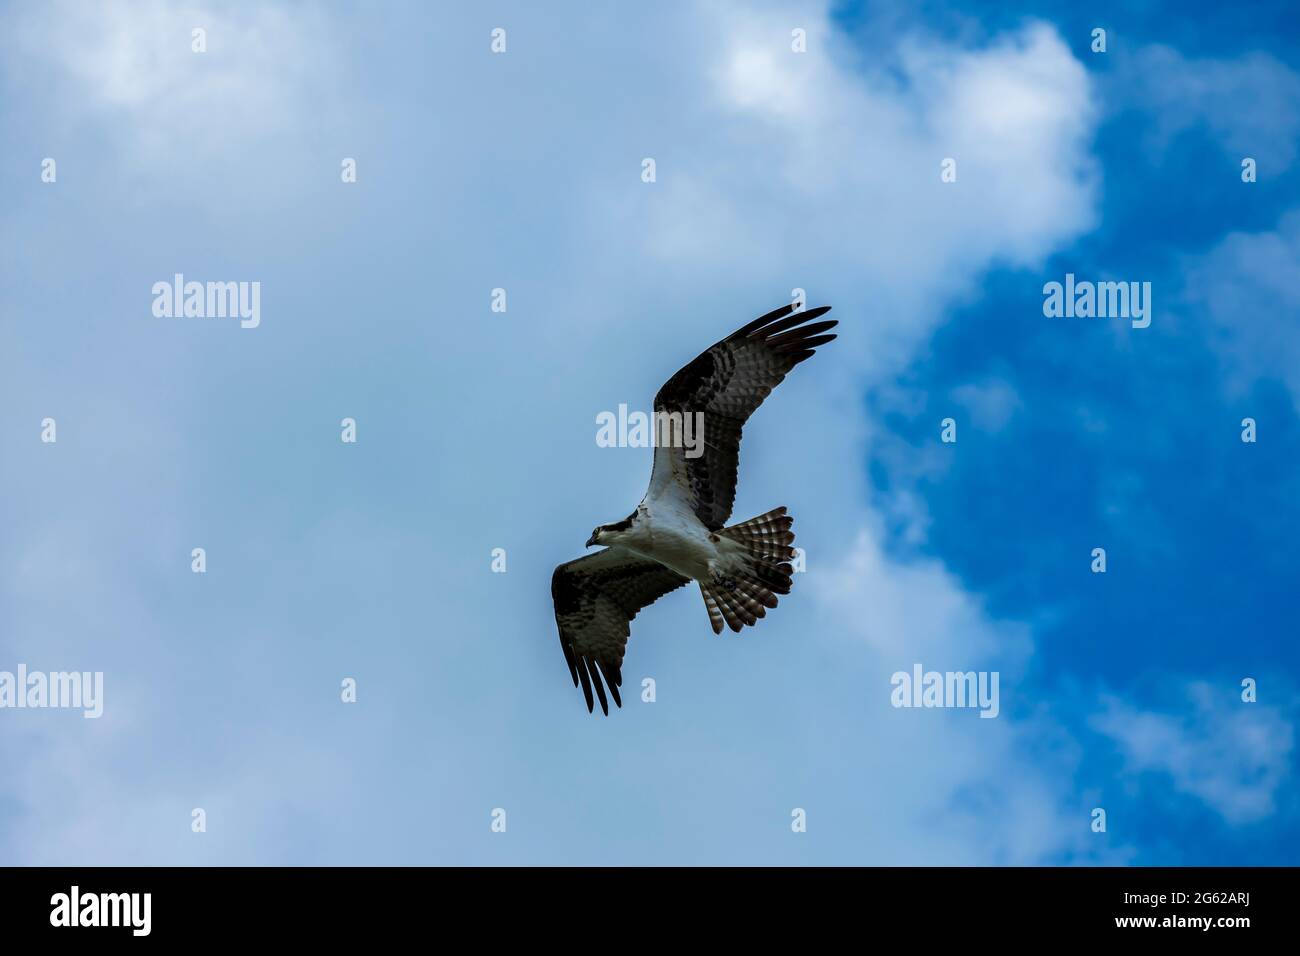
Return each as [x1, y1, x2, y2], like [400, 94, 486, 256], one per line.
[647, 304, 836, 530]
[551, 549, 689, 715]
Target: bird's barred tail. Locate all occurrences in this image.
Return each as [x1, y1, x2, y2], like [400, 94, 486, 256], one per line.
[698, 507, 796, 634]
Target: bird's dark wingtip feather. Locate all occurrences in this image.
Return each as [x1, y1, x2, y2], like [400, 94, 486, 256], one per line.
[728, 303, 797, 340]
[767, 319, 838, 350]
[587, 657, 610, 715]
[798, 304, 833, 322]
[798, 333, 837, 350]
[597, 660, 623, 709]
[558, 634, 580, 687]
[577, 658, 594, 712]
[739, 304, 835, 342]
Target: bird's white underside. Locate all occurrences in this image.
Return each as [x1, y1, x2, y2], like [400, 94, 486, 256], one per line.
[596, 484, 748, 583]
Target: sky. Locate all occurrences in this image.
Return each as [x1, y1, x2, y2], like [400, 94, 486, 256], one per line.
[0, 0, 1296, 865]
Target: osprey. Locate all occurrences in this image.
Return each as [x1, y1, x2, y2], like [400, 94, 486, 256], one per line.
[551, 303, 837, 714]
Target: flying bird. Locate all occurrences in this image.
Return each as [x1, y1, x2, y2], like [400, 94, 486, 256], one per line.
[551, 303, 837, 714]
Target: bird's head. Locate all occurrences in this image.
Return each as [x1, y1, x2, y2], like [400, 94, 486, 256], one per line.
[587, 513, 635, 548]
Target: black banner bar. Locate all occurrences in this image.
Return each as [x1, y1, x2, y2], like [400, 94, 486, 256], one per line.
[0, 866, 1284, 941]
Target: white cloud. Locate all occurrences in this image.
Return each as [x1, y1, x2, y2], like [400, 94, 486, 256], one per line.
[814, 524, 1032, 663]
[640, 15, 1098, 382]
[692, 11, 1117, 862]
[1185, 209, 1300, 412]
[804, 524, 1119, 864]
[0, 2, 1118, 865]
[1091, 681, 1295, 826]
[4, 1, 337, 125]
[1117, 45, 1300, 172]
[1106, 44, 1300, 411]
[0, 0, 349, 202]
[951, 377, 1021, 432]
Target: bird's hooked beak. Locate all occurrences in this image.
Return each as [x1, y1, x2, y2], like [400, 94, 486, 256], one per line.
[585, 532, 599, 548]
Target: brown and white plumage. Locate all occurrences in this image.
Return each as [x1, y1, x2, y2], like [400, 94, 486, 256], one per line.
[551, 549, 688, 715]
[552, 303, 837, 714]
[649, 303, 837, 530]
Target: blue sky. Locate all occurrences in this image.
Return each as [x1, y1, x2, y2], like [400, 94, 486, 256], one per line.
[1, 0, 1296, 865]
